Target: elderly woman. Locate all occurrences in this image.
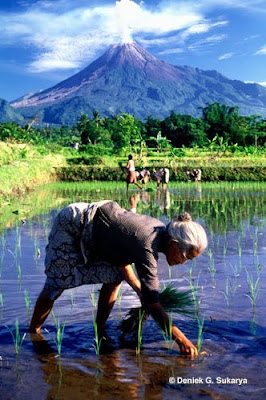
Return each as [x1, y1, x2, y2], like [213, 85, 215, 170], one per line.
[30, 201, 207, 357]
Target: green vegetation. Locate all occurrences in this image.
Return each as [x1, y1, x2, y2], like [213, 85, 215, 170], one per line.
[92, 316, 102, 356]
[136, 309, 145, 356]
[51, 311, 66, 356]
[6, 319, 27, 356]
[0, 141, 67, 199]
[119, 285, 196, 340]
[196, 317, 205, 354]
[1, 102, 265, 148]
[0, 102, 265, 201]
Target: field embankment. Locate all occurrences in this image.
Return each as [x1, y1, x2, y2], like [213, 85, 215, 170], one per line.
[0, 142, 265, 202]
[0, 142, 66, 200]
[58, 165, 266, 182]
[58, 149, 266, 182]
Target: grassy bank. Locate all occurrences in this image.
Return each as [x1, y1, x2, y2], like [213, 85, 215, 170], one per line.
[0, 142, 67, 201]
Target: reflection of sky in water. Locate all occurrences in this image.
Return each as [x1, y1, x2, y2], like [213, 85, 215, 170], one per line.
[0, 182, 266, 399]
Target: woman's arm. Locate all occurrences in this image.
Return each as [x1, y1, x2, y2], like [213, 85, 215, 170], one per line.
[145, 302, 198, 357]
[118, 264, 142, 299]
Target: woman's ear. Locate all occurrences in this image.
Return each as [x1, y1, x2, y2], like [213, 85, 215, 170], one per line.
[169, 239, 180, 251]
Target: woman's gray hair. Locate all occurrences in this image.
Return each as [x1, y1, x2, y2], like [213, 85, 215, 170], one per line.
[167, 212, 208, 254]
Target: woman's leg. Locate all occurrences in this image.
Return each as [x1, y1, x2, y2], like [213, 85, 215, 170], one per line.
[96, 282, 122, 332]
[29, 288, 63, 333]
[134, 181, 143, 190]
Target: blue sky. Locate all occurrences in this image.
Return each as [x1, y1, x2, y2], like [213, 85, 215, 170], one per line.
[0, 0, 266, 101]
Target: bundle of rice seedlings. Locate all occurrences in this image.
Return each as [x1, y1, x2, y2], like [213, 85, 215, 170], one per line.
[119, 284, 196, 340]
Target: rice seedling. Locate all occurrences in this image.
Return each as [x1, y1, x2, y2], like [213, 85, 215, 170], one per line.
[34, 235, 41, 259]
[15, 222, 21, 257]
[238, 237, 242, 258]
[230, 263, 240, 278]
[89, 288, 97, 309]
[208, 248, 216, 278]
[6, 319, 26, 356]
[16, 262, 22, 289]
[244, 269, 260, 308]
[0, 293, 3, 307]
[24, 290, 30, 315]
[116, 286, 123, 306]
[0, 232, 6, 249]
[92, 316, 102, 356]
[186, 268, 201, 311]
[253, 239, 257, 258]
[168, 265, 172, 280]
[51, 311, 66, 356]
[161, 312, 175, 353]
[119, 285, 196, 340]
[197, 317, 205, 354]
[220, 277, 238, 306]
[223, 240, 227, 259]
[136, 308, 145, 356]
[69, 290, 75, 308]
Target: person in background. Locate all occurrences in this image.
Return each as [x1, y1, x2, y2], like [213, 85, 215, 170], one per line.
[156, 189, 171, 215]
[129, 192, 140, 213]
[186, 169, 202, 183]
[126, 155, 142, 191]
[153, 168, 170, 191]
[30, 201, 208, 357]
[194, 169, 202, 183]
[138, 168, 150, 187]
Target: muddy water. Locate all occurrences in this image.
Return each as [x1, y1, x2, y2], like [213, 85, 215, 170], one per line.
[0, 182, 266, 399]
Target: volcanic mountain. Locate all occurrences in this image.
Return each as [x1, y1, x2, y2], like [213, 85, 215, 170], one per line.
[11, 42, 266, 124]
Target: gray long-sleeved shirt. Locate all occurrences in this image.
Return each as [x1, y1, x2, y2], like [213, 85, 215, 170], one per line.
[92, 201, 168, 303]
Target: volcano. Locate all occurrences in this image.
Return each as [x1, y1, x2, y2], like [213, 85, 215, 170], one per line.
[11, 42, 266, 124]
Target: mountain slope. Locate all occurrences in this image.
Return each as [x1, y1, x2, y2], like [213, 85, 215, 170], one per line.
[0, 98, 24, 123]
[11, 42, 266, 124]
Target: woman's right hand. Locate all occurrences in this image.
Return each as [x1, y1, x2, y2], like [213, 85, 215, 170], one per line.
[177, 337, 198, 357]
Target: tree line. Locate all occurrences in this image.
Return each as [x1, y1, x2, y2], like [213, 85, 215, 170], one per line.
[0, 103, 265, 153]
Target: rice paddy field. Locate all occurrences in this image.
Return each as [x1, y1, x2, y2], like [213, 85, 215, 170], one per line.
[0, 181, 265, 400]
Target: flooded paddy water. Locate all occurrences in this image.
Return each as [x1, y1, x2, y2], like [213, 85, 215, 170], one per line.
[0, 181, 265, 400]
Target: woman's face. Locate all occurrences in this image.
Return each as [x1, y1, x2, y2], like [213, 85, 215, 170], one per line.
[166, 240, 199, 266]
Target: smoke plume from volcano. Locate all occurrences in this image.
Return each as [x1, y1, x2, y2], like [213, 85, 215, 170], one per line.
[115, 0, 135, 44]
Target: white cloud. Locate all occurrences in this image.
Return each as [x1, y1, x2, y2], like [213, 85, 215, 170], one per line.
[245, 81, 266, 87]
[187, 0, 266, 13]
[0, 0, 229, 72]
[188, 34, 227, 51]
[158, 48, 184, 55]
[254, 46, 266, 55]
[180, 21, 228, 40]
[218, 52, 234, 60]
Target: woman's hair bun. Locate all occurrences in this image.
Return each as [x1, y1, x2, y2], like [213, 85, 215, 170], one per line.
[177, 212, 192, 222]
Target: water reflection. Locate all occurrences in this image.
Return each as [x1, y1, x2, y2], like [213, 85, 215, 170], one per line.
[30, 335, 194, 400]
[0, 182, 266, 399]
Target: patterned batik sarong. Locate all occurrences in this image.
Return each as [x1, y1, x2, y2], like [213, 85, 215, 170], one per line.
[43, 201, 123, 299]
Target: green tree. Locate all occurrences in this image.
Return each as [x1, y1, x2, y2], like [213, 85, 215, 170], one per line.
[110, 113, 143, 152]
[161, 111, 207, 147]
[144, 116, 162, 147]
[77, 114, 90, 145]
[201, 102, 241, 143]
